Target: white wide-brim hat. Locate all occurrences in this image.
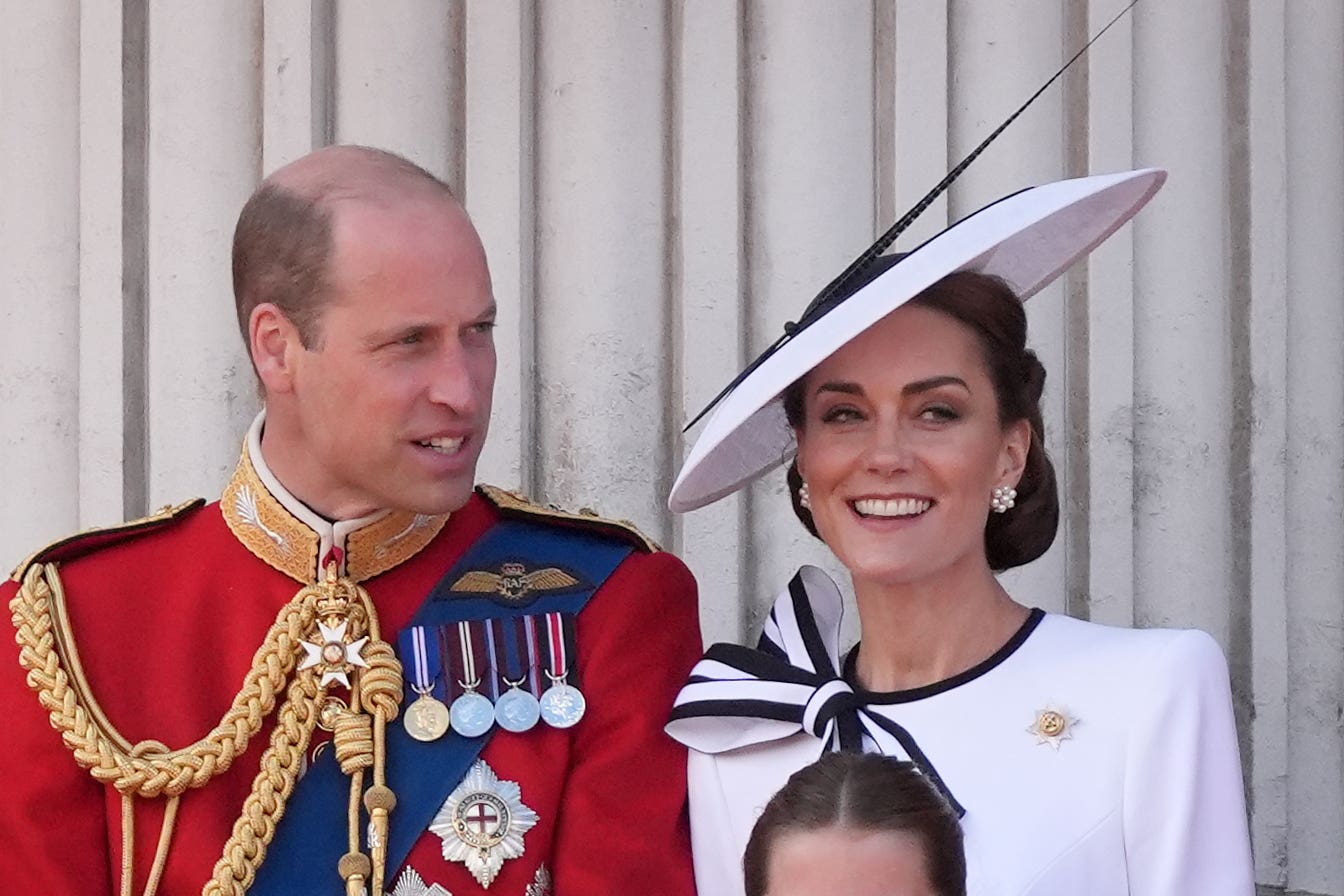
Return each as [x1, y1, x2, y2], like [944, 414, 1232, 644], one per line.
[669, 167, 1167, 513]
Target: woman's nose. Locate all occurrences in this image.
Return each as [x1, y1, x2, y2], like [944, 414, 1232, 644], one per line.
[863, 421, 913, 475]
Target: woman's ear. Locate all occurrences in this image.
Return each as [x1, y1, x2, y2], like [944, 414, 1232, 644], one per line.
[250, 303, 303, 396]
[998, 418, 1032, 486]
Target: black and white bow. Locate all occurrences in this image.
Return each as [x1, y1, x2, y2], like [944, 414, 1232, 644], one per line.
[666, 565, 964, 816]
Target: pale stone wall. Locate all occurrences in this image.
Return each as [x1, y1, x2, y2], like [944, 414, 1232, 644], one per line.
[1, 2, 1340, 891]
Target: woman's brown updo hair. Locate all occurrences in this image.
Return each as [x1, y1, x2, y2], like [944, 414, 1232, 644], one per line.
[742, 752, 966, 896]
[782, 266, 1059, 571]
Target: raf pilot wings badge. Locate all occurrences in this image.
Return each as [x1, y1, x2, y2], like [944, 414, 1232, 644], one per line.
[450, 562, 585, 604]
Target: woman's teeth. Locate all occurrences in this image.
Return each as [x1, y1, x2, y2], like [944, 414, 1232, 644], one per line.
[418, 437, 464, 455]
[852, 497, 931, 518]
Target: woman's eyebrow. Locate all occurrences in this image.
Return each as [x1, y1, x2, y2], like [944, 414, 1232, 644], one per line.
[903, 375, 969, 397]
[812, 380, 863, 397]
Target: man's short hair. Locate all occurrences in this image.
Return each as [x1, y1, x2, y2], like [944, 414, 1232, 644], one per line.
[231, 146, 456, 350]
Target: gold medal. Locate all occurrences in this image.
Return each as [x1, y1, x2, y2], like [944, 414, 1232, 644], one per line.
[405, 689, 451, 742]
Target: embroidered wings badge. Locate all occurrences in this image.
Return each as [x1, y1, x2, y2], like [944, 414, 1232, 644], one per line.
[450, 562, 582, 603]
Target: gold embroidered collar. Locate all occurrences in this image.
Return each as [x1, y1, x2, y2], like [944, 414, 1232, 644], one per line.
[221, 414, 449, 583]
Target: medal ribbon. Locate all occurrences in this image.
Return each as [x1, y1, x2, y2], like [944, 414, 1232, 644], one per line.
[401, 625, 444, 699]
[449, 620, 485, 699]
[492, 616, 531, 691]
[544, 612, 569, 682]
[483, 617, 503, 699]
[522, 615, 543, 695]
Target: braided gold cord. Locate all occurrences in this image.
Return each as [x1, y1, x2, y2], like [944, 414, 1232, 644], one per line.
[202, 671, 322, 896]
[340, 585, 404, 896]
[9, 560, 406, 896]
[9, 563, 318, 798]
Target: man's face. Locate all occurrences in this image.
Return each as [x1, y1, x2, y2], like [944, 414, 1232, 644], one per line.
[283, 192, 496, 518]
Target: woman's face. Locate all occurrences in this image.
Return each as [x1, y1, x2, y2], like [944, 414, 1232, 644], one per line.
[765, 826, 938, 896]
[794, 303, 1029, 590]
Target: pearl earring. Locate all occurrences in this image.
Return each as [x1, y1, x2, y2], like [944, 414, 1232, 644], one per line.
[799, 482, 811, 510]
[990, 485, 1017, 513]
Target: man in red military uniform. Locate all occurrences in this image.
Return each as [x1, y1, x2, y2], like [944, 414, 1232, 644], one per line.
[1, 146, 701, 895]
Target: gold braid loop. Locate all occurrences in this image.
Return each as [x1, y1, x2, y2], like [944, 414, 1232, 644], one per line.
[332, 711, 374, 774]
[202, 671, 323, 896]
[357, 640, 404, 721]
[10, 563, 319, 798]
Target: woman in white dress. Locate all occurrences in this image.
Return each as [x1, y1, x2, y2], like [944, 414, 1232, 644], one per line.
[665, 168, 1255, 896]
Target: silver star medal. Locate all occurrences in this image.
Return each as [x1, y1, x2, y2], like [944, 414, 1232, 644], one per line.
[298, 619, 369, 688]
[1027, 703, 1079, 750]
[525, 865, 552, 896]
[430, 759, 538, 888]
[388, 866, 452, 896]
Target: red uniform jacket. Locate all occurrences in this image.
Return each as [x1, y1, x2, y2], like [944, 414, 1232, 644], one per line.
[1, 463, 700, 895]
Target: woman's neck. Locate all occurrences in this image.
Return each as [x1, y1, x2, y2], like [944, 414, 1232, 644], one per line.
[849, 560, 1029, 693]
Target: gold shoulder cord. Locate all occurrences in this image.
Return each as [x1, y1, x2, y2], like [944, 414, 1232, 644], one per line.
[478, 484, 662, 552]
[9, 560, 403, 896]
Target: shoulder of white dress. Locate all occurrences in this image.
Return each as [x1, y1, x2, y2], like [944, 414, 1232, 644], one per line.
[1023, 614, 1224, 676]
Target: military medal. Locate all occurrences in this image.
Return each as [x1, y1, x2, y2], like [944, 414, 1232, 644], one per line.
[406, 687, 451, 742]
[298, 618, 370, 689]
[451, 685, 495, 738]
[540, 679, 586, 729]
[430, 759, 538, 888]
[1028, 702, 1078, 750]
[495, 680, 542, 733]
[388, 867, 452, 896]
[539, 612, 585, 728]
[490, 617, 541, 732]
[403, 625, 451, 742]
[449, 620, 495, 737]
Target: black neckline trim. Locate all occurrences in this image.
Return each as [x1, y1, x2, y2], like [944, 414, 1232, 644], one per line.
[842, 607, 1046, 704]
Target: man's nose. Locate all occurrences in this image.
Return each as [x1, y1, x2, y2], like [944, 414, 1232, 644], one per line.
[426, 346, 480, 414]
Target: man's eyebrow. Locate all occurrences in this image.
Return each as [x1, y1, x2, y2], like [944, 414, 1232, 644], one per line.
[363, 322, 429, 346]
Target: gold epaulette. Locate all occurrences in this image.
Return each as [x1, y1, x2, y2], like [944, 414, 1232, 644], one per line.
[477, 484, 662, 553]
[10, 498, 206, 582]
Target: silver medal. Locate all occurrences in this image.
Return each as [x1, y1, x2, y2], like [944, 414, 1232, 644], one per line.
[450, 689, 495, 738]
[494, 686, 541, 732]
[539, 682, 586, 729]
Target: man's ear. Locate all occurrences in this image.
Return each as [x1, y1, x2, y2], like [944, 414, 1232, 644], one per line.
[998, 418, 1032, 486]
[250, 303, 303, 396]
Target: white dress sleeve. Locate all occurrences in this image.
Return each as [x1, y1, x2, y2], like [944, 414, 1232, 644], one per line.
[687, 747, 748, 896]
[1121, 629, 1255, 894]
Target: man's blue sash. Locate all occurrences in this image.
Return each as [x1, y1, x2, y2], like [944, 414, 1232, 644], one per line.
[250, 518, 634, 895]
